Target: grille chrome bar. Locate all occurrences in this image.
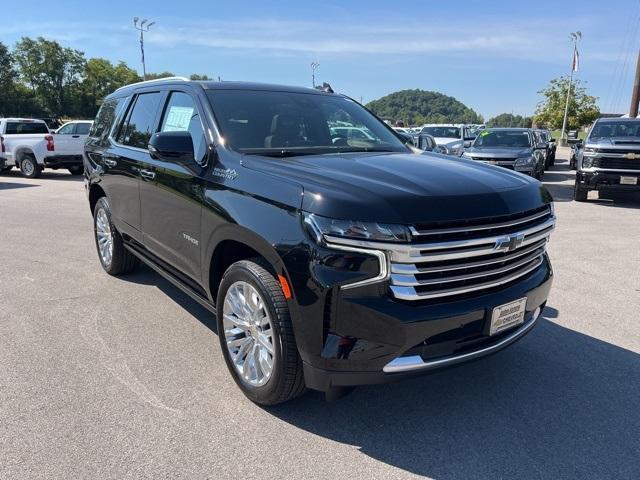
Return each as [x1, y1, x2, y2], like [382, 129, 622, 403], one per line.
[390, 256, 544, 301]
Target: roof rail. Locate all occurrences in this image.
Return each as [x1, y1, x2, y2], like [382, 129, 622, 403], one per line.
[115, 76, 189, 92]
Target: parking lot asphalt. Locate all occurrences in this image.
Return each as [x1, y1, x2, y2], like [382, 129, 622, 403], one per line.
[1, 148, 639, 480]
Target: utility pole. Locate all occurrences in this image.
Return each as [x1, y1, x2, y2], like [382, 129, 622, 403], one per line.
[133, 17, 155, 81]
[630, 50, 640, 118]
[310, 61, 320, 88]
[560, 31, 581, 143]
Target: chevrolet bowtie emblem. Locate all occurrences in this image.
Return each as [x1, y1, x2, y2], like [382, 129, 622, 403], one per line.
[626, 153, 637, 160]
[494, 233, 525, 252]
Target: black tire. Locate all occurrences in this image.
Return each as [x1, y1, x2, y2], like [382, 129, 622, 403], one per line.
[19, 155, 41, 178]
[573, 181, 588, 202]
[93, 197, 139, 275]
[216, 259, 305, 405]
[68, 165, 84, 175]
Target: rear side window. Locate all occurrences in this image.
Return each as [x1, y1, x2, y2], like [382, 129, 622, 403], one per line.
[117, 92, 162, 149]
[76, 123, 91, 135]
[5, 122, 49, 134]
[90, 97, 126, 143]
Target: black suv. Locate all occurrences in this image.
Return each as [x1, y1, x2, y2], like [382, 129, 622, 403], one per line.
[85, 78, 555, 404]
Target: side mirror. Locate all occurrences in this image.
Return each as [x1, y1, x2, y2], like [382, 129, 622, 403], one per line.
[417, 133, 434, 151]
[463, 140, 472, 148]
[148, 131, 194, 162]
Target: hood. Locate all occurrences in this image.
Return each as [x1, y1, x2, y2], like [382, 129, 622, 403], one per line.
[433, 138, 463, 148]
[587, 137, 640, 149]
[241, 152, 549, 224]
[464, 147, 532, 158]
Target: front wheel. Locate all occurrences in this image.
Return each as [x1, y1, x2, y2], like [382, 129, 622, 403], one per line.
[19, 155, 41, 178]
[573, 181, 589, 202]
[216, 259, 305, 405]
[68, 165, 84, 175]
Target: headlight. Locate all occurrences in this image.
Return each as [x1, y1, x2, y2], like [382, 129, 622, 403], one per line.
[515, 156, 534, 167]
[582, 156, 595, 168]
[303, 212, 410, 243]
[583, 147, 596, 156]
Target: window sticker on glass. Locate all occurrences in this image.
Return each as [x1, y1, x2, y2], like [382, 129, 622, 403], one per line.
[164, 106, 194, 131]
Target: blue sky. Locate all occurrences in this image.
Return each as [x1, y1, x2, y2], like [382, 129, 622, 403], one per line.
[3, 0, 640, 119]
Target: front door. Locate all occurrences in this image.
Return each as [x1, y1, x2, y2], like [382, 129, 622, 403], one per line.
[139, 89, 208, 282]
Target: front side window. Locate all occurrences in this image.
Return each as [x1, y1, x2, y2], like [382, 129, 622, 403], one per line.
[57, 123, 75, 134]
[207, 90, 407, 156]
[5, 122, 50, 134]
[421, 126, 461, 139]
[473, 130, 532, 148]
[160, 91, 207, 164]
[117, 92, 162, 149]
[76, 123, 91, 135]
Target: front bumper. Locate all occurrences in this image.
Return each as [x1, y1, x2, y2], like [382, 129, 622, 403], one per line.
[576, 169, 640, 191]
[301, 256, 553, 391]
[44, 155, 83, 168]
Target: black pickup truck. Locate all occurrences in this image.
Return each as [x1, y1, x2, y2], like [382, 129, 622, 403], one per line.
[84, 78, 555, 404]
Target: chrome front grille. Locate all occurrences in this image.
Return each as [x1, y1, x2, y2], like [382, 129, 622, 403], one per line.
[390, 206, 555, 301]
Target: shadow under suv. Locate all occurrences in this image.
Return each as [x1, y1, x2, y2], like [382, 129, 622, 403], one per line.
[85, 78, 555, 404]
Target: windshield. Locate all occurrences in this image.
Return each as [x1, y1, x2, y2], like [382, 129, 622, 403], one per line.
[473, 130, 531, 148]
[590, 121, 640, 139]
[421, 126, 461, 138]
[206, 90, 407, 156]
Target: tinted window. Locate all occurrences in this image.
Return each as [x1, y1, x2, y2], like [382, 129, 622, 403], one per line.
[76, 123, 91, 135]
[117, 92, 162, 148]
[57, 123, 75, 134]
[160, 91, 207, 164]
[5, 122, 49, 134]
[90, 96, 127, 143]
[207, 90, 406, 155]
[422, 126, 461, 139]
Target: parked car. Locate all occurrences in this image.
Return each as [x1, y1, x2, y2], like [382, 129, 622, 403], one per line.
[85, 78, 555, 404]
[573, 117, 640, 201]
[534, 129, 556, 168]
[461, 128, 546, 179]
[569, 139, 583, 170]
[419, 124, 476, 156]
[0, 118, 88, 177]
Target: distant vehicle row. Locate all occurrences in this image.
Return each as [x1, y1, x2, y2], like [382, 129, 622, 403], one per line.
[0, 118, 92, 177]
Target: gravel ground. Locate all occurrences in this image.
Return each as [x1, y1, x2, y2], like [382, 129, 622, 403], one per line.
[1, 148, 639, 479]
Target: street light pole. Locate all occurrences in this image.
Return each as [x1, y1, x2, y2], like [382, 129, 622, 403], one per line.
[560, 31, 581, 143]
[310, 61, 320, 88]
[133, 17, 155, 81]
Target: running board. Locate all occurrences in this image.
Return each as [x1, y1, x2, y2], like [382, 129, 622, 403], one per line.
[124, 244, 217, 314]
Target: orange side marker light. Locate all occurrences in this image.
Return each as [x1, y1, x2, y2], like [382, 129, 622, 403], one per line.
[278, 274, 292, 299]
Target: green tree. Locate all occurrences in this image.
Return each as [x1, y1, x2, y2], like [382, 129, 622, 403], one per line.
[76, 58, 139, 117]
[534, 76, 600, 130]
[487, 113, 532, 128]
[13, 36, 85, 116]
[189, 73, 210, 80]
[366, 89, 482, 126]
[144, 71, 176, 80]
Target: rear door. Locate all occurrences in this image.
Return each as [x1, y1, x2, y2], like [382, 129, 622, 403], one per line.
[139, 88, 209, 282]
[105, 90, 163, 240]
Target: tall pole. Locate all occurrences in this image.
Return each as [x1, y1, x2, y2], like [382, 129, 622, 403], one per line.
[311, 61, 319, 88]
[630, 50, 640, 118]
[560, 31, 581, 142]
[133, 18, 155, 81]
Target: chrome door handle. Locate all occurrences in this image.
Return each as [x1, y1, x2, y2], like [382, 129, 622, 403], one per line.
[140, 169, 156, 180]
[103, 158, 117, 167]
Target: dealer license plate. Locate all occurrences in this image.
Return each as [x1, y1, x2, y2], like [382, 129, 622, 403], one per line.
[620, 176, 638, 185]
[490, 298, 527, 336]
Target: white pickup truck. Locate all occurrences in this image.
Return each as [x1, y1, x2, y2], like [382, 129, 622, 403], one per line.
[0, 118, 92, 178]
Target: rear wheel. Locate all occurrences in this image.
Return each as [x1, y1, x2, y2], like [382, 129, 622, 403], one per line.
[19, 155, 41, 178]
[216, 259, 305, 405]
[68, 165, 84, 175]
[93, 197, 139, 275]
[573, 181, 588, 202]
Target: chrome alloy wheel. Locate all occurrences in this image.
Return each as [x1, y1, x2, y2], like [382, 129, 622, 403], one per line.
[95, 208, 113, 266]
[223, 281, 275, 387]
[22, 159, 35, 176]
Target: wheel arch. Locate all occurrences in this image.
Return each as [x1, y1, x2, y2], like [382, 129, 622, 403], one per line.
[88, 182, 106, 214]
